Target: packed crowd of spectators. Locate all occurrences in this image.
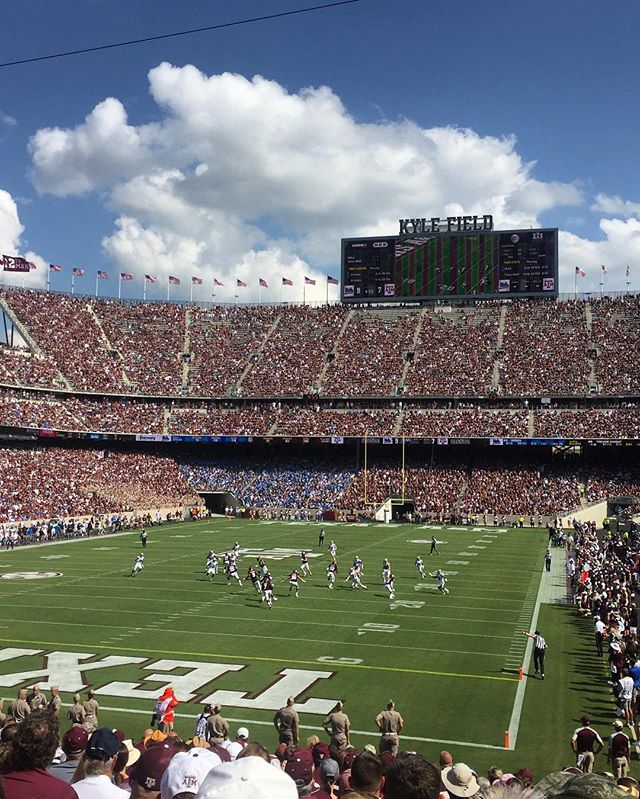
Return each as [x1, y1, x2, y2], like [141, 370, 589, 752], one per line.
[499, 300, 592, 395]
[402, 408, 529, 438]
[240, 305, 348, 396]
[169, 405, 277, 436]
[275, 407, 398, 437]
[2, 698, 620, 799]
[534, 410, 640, 439]
[0, 446, 198, 523]
[322, 309, 419, 397]
[1, 290, 640, 400]
[584, 466, 640, 505]
[404, 307, 499, 396]
[592, 297, 640, 395]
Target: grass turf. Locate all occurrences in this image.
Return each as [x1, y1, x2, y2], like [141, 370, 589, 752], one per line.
[0, 518, 620, 777]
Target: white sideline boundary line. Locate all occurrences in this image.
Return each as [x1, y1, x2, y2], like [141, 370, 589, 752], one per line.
[506, 565, 547, 750]
[95, 704, 505, 751]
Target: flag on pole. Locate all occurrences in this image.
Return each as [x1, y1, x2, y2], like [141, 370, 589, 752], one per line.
[236, 279, 247, 288]
[214, 278, 224, 286]
[192, 276, 203, 285]
[626, 265, 631, 277]
[282, 277, 293, 286]
[120, 272, 134, 281]
[145, 274, 157, 283]
[327, 275, 339, 285]
[169, 275, 181, 285]
[97, 270, 109, 279]
[304, 276, 316, 285]
[28, 262, 37, 270]
[49, 264, 63, 272]
[72, 268, 85, 277]
[601, 264, 608, 274]
[575, 266, 586, 277]
[259, 278, 268, 288]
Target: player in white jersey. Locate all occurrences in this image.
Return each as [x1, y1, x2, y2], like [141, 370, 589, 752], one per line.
[346, 566, 367, 590]
[415, 556, 426, 579]
[300, 551, 312, 576]
[233, 541, 241, 558]
[257, 557, 268, 577]
[326, 561, 338, 589]
[206, 557, 218, 581]
[382, 559, 392, 582]
[329, 541, 337, 560]
[430, 569, 449, 595]
[384, 572, 396, 600]
[353, 556, 363, 574]
[286, 569, 306, 598]
[131, 553, 144, 576]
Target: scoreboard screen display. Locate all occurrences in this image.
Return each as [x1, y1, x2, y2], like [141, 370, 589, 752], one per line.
[341, 228, 558, 302]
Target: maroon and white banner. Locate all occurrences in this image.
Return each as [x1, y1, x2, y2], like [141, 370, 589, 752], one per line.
[2, 255, 32, 273]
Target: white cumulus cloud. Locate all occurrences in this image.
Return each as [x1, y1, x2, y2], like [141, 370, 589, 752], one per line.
[0, 189, 46, 289]
[28, 63, 630, 301]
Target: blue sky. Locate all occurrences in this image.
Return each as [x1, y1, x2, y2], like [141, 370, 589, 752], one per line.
[1, 0, 639, 301]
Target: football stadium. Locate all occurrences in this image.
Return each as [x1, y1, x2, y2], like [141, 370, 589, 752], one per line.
[1, 3, 639, 797]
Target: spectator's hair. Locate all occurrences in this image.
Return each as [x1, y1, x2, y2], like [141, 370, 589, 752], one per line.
[0, 724, 18, 746]
[0, 710, 59, 773]
[383, 754, 441, 799]
[237, 742, 271, 763]
[350, 752, 383, 793]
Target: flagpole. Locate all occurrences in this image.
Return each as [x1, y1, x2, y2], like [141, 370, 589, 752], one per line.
[303, 283, 306, 307]
[326, 278, 328, 306]
[281, 281, 283, 304]
[95, 274, 99, 298]
[627, 267, 631, 296]
[258, 282, 262, 305]
[235, 281, 238, 306]
[212, 285, 216, 304]
[143, 281, 147, 302]
[118, 276, 122, 300]
[47, 269, 50, 292]
[167, 279, 170, 302]
[574, 268, 577, 301]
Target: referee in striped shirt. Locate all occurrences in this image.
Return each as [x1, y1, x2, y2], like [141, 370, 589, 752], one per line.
[523, 629, 547, 679]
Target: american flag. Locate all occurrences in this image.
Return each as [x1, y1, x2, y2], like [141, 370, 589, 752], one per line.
[169, 275, 181, 285]
[97, 270, 109, 279]
[72, 268, 85, 277]
[237, 279, 247, 288]
[120, 272, 134, 281]
[192, 276, 203, 285]
[145, 274, 157, 283]
[259, 278, 268, 288]
[304, 276, 316, 286]
[282, 277, 293, 286]
[49, 264, 63, 272]
[214, 278, 224, 286]
[327, 275, 339, 285]
[575, 266, 586, 277]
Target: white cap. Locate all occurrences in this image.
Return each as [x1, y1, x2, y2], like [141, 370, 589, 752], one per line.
[196, 756, 297, 799]
[160, 749, 222, 799]
[237, 727, 249, 740]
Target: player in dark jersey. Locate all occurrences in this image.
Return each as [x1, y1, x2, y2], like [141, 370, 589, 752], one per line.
[429, 537, 439, 555]
[286, 569, 306, 598]
[262, 573, 274, 608]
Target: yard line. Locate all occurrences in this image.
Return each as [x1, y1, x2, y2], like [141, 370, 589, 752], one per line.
[0, 618, 510, 658]
[0, 636, 517, 682]
[0, 599, 515, 640]
[93, 704, 506, 750]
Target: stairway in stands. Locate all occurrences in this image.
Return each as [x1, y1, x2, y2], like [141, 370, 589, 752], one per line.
[0, 297, 72, 389]
[315, 309, 354, 393]
[491, 305, 508, 393]
[87, 304, 133, 389]
[234, 312, 283, 393]
[181, 309, 193, 392]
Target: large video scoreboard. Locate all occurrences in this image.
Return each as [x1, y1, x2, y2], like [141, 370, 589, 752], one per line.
[341, 228, 558, 302]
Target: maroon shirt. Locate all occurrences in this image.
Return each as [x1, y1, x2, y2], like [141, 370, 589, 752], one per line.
[610, 731, 630, 759]
[2, 768, 77, 799]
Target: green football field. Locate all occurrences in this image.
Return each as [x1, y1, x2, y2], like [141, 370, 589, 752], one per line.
[0, 518, 620, 777]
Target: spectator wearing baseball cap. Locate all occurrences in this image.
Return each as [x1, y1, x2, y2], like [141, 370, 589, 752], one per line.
[310, 757, 339, 798]
[72, 727, 129, 798]
[129, 742, 178, 799]
[609, 720, 631, 779]
[48, 726, 88, 783]
[159, 748, 221, 799]
[196, 755, 298, 799]
[285, 749, 314, 796]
